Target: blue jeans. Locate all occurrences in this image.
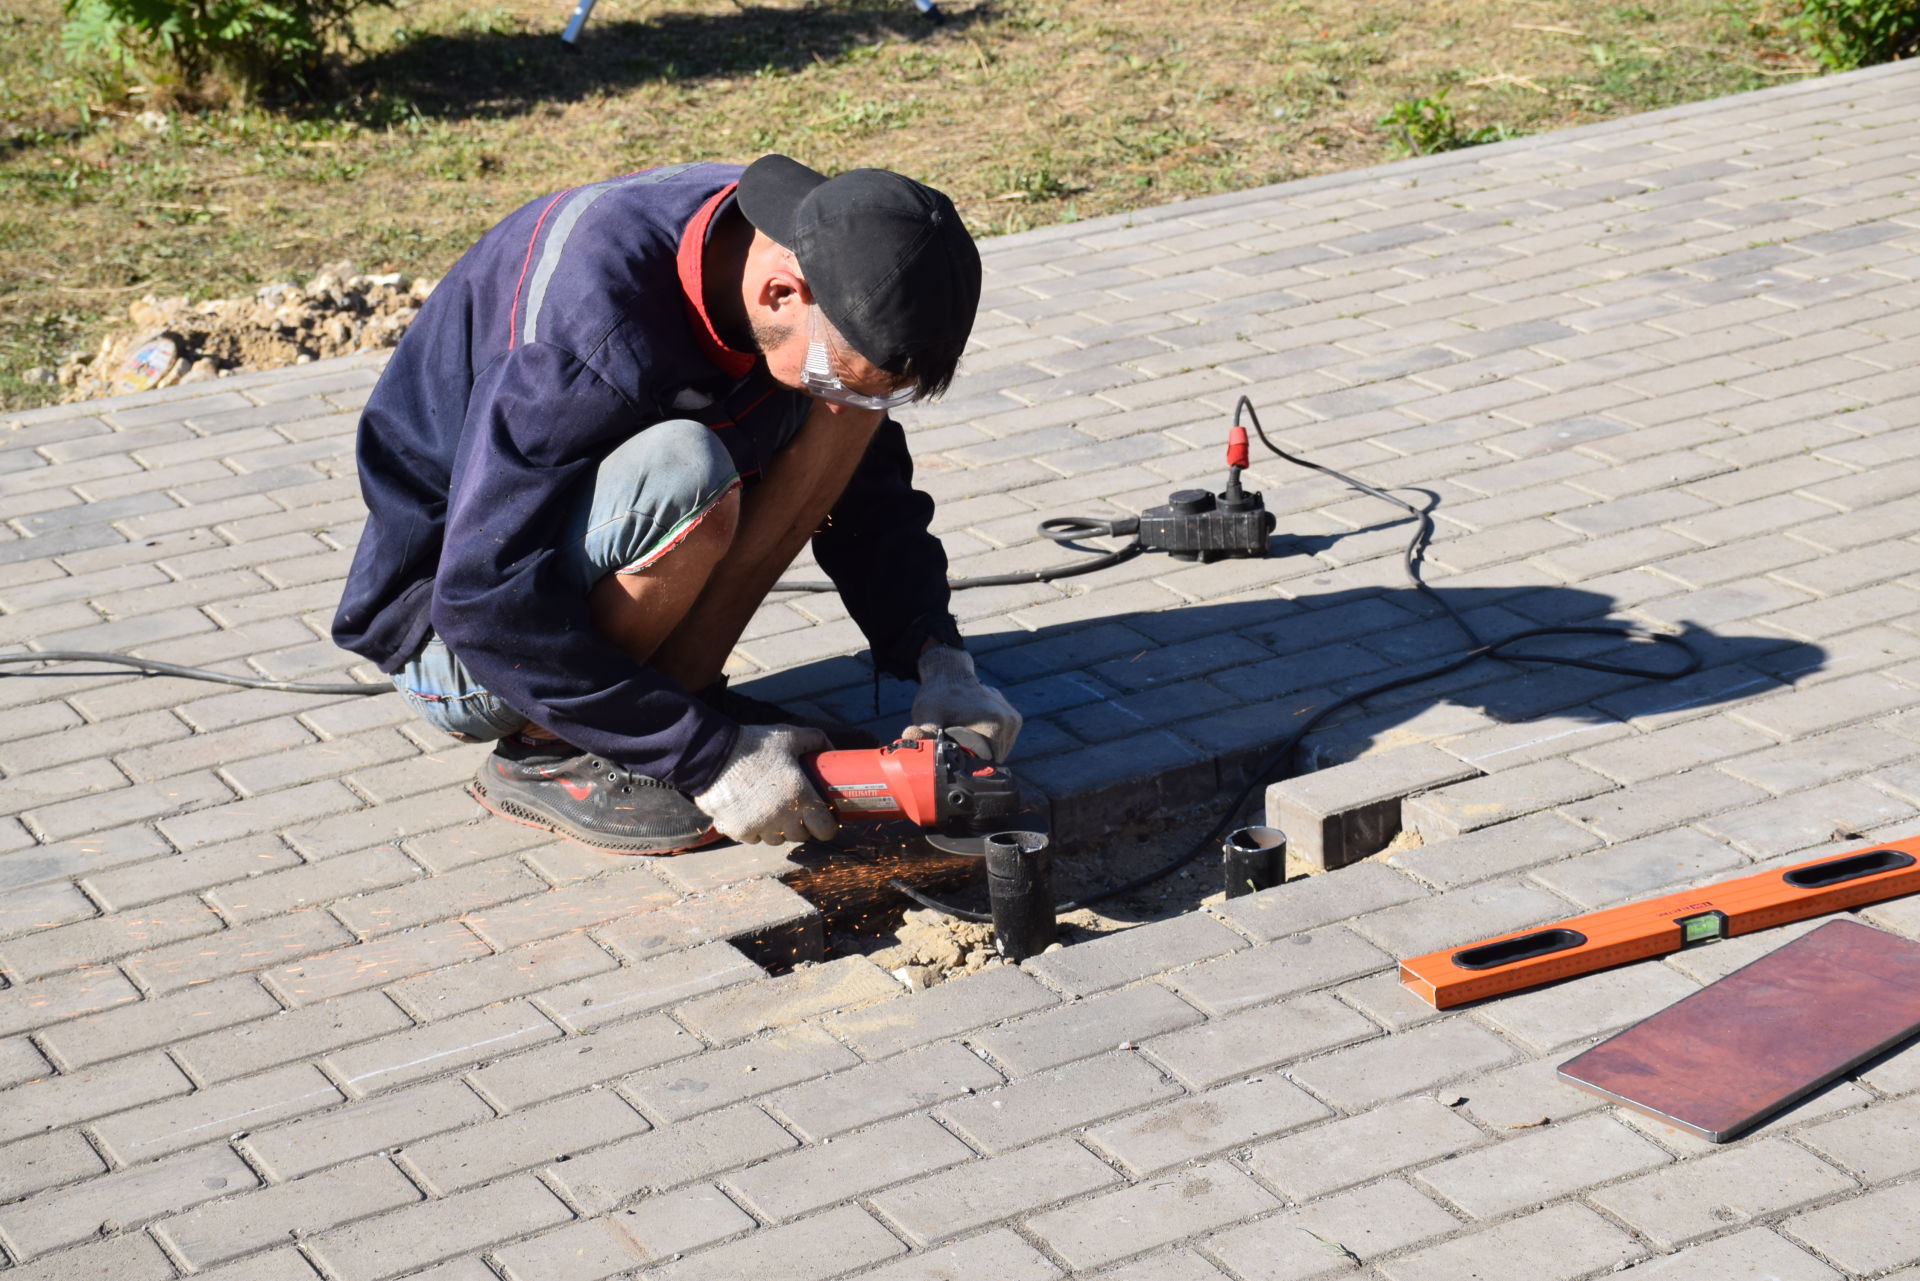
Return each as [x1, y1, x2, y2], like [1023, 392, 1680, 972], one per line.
[391, 419, 740, 740]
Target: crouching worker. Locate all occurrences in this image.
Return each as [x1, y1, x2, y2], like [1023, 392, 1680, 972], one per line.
[332, 155, 1020, 855]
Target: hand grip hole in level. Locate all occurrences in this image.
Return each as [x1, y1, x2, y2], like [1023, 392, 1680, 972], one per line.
[1451, 927, 1587, 971]
[1782, 849, 1915, 889]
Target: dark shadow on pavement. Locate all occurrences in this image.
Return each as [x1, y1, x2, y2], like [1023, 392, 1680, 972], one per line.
[742, 578, 1831, 931]
[333, 0, 986, 125]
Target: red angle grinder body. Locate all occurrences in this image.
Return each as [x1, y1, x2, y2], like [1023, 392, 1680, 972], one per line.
[801, 728, 1046, 856]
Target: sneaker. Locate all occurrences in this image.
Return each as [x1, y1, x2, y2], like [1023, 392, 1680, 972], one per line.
[469, 736, 717, 855]
[699, 677, 880, 750]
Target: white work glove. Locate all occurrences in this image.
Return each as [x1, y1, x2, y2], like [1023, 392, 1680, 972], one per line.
[692, 724, 838, 845]
[901, 646, 1022, 762]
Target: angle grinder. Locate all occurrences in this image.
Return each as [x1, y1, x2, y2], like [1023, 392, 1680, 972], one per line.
[802, 728, 1055, 958]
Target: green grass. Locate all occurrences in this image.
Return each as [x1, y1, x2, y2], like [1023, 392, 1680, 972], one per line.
[1, 0, 1815, 410]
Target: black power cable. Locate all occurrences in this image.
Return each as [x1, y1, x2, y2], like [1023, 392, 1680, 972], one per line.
[0, 650, 384, 695]
[889, 394, 1702, 923]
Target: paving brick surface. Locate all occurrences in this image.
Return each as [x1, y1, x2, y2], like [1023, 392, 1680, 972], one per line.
[6, 62, 1920, 1280]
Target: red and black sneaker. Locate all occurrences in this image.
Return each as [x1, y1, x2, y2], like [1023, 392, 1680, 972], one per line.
[468, 736, 717, 855]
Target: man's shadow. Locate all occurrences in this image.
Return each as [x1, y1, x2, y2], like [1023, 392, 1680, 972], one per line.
[741, 576, 1828, 928]
[330, 0, 987, 125]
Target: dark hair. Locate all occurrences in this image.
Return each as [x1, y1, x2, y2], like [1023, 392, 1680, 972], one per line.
[892, 332, 967, 401]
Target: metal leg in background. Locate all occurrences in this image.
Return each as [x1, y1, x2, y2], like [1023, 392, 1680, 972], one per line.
[560, 0, 599, 44]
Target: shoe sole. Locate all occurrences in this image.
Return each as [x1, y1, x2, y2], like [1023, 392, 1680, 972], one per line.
[468, 780, 718, 856]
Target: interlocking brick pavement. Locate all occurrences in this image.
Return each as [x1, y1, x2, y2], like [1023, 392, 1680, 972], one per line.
[6, 58, 1920, 1279]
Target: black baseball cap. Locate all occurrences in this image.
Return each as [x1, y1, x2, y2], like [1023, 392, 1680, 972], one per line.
[737, 154, 981, 394]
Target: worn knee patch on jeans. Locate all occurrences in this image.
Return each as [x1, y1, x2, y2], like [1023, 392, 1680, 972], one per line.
[562, 418, 741, 589]
[396, 418, 742, 735]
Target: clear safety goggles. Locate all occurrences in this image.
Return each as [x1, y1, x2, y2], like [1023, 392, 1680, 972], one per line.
[801, 306, 918, 411]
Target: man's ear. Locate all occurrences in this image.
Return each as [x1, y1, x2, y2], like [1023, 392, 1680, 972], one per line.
[756, 247, 813, 316]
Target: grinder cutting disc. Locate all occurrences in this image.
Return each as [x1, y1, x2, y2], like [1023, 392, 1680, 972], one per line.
[926, 818, 1049, 858]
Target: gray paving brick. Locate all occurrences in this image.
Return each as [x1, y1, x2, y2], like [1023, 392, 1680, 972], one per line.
[1160, 926, 1390, 1016]
[94, 1062, 344, 1164]
[0, 708, 192, 775]
[623, 1023, 858, 1123]
[41, 963, 264, 1067]
[765, 1040, 1004, 1141]
[1378, 1202, 1643, 1281]
[674, 955, 899, 1044]
[0, 1034, 51, 1090]
[1029, 1161, 1280, 1272]
[124, 908, 355, 994]
[1700, 778, 1917, 857]
[0, 1144, 259, 1259]
[726, 1113, 974, 1222]
[969, 983, 1201, 1075]
[1402, 758, 1614, 838]
[385, 932, 614, 1021]
[156, 1154, 422, 1268]
[1628, 1229, 1845, 1281]
[870, 1135, 1121, 1246]
[278, 786, 480, 860]
[1, 1233, 179, 1280]
[0, 965, 143, 1040]
[0, 1130, 109, 1202]
[1798, 1093, 1920, 1183]
[463, 1012, 697, 1112]
[846, 1229, 1063, 1281]
[1266, 746, 1484, 869]
[263, 920, 492, 1006]
[1205, 1179, 1462, 1281]
[936, 1050, 1180, 1154]
[1389, 811, 1603, 889]
[494, 1188, 750, 1280]
[1529, 827, 1751, 909]
[242, 1077, 490, 1180]
[532, 941, 759, 1032]
[1350, 877, 1571, 957]
[329, 857, 545, 939]
[406, 1089, 649, 1193]
[1142, 990, 1379, 1091]
[27, 770, 233, 844]
[175, 990, 414, 1084]
[156, 778, 364, 851]
[307, 1175, 573, 1281]
[824, 964, 1060, 1059]
[550, 1103, 800, 1213]
[1289, 1018, 1515, 1110]
[451, 865, 686, 950]
[1783, 1179, 1920, 1274]
[1592, 1137, 1855, 1248]
[1084, 1073, 1329, 1176]
[326, 1000, 561, 1096]
[1249, 1094, 1489, 1200]
[1024, 913, 1247, 997]
[0, 1050, 193, 1144]
[1417, 1112, 1672, 1218]
[1733, 672, 1920, 740]
[1572, 715, 1777, 785]
[643, 1203, 907, 1281]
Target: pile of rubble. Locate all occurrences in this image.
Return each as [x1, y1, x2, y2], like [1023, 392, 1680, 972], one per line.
[865, 908, 1008, 989]
[35, 264, 433, 402]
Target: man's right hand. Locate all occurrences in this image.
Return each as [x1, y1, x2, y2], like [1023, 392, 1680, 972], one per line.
[692, 723, 838, 845]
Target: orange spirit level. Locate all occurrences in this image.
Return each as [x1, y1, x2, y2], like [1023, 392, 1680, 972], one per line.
[1399, 834, 1920, 1009]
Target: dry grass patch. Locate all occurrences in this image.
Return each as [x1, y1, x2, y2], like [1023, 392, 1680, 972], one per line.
[2, 0, 1812, 409]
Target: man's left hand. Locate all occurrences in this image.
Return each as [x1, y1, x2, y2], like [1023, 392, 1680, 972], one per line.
[902, 645, 1021, 761]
